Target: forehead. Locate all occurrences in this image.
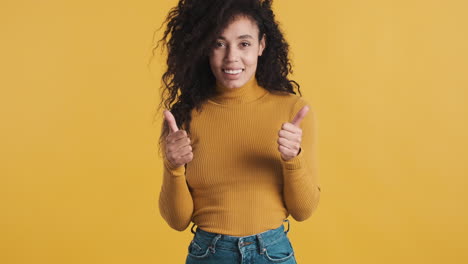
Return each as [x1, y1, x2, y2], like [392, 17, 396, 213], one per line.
[217, 15, 259, 40]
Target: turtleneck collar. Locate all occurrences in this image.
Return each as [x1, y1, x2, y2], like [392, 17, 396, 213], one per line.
[209, 75, 268, 105]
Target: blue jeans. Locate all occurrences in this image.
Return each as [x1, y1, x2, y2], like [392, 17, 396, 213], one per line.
[185, 219, 297, 264]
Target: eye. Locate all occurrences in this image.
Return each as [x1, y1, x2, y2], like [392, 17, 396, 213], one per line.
[241, 42, 251, 47]
[215, 41, 225, 48]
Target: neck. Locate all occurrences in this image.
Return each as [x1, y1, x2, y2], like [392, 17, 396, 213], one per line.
[210, 76, 268, 105]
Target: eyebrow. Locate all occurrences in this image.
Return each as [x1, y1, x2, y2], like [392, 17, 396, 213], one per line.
[217, 35, 254, 40]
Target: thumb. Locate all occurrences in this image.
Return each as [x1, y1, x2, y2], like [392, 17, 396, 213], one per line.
[291, 105, 310, 127]
[163, 110, 179, 133]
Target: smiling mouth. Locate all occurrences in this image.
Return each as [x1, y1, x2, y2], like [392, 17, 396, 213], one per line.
[222, 68, 244, 74]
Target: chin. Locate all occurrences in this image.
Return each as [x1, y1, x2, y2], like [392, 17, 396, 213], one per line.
[224, 83, 242, 89]
[222, 79, 247, 89]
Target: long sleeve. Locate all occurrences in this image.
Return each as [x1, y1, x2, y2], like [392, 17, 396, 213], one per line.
[158, 77, 323, 236]
[281, 99, 321, 221]
[158, 139, 194, 231]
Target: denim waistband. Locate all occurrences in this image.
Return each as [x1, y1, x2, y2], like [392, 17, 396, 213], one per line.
[190, 219, 291, 253]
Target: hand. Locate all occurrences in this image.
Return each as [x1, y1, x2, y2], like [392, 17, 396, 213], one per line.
[163, 110, 193, 168]
[277, 105, 309, 161]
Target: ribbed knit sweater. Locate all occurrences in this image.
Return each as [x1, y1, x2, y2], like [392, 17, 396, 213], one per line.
[159, 76, 321, 236]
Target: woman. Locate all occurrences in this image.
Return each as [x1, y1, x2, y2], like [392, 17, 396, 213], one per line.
[155, 0, 321, 263]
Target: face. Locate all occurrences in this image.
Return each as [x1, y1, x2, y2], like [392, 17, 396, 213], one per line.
[209, 15, 266, 89]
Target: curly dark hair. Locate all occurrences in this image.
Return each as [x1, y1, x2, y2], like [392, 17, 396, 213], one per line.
[150, 0, 302, 155]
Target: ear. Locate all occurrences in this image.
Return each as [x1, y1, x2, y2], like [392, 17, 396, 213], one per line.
[258, 33, 266, 56]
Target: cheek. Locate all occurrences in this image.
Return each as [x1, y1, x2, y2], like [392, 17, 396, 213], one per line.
[209, 51, 223, 67]
[244, 53, 259, 68]
[208, 55, 216, 68]
[209, 57, 221, 75]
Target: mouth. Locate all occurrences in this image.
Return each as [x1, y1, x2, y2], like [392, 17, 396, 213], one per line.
[222, 68, 245, 75]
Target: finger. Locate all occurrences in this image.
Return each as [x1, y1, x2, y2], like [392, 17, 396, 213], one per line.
[277, 137, 300, 151]
[178, 144, 193, 156]
[180, 152, 193, 163]
[163, 110, 179, 133]
[279, 126, 302, 140]
[278, 145, 296, 157]
[167, 134, 190, 149]
[281, 122, 303, 134]
[181, 152, 193, 159]
[291, 105, 309, 127]
[166, 130, 188, 143]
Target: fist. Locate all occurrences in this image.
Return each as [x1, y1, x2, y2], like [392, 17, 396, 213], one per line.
[163, 110, 193, 169]
[278, 105, 309, 161]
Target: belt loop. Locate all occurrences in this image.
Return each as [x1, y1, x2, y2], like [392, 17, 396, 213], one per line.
[256, 234, 267, 255]
[190, 223, 196, 234]
[209, 234, 222, 253]
[283, 219, 290, 234]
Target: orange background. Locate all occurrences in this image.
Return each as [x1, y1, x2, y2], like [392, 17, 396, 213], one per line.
[1, 0, 467, 263]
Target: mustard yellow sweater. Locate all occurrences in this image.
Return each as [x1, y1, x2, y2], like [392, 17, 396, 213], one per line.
[159, 76, 321, 236]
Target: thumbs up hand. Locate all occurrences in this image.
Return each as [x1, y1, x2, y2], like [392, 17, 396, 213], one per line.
[163, 110, 193, 169]
[278, 105, 310, 161]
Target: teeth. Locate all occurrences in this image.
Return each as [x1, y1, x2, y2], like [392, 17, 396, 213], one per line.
[223, 69, 243, 74]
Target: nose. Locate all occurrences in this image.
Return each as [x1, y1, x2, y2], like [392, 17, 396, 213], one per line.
[224, 46, 239, 62]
